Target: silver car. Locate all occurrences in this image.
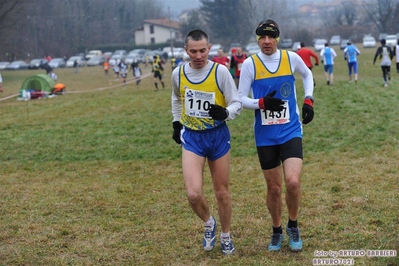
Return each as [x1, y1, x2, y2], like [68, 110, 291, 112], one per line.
[6, 60, 28, 70]
[49, 58, 66, 68]
[363, 36, 376, 48]
[87, 55, 105, 66]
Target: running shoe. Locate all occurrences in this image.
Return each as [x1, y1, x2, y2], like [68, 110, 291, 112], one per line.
[286, 226, 303, 251]
[268, 233, 284, 251]
[220, 237, 235, 255]
[203, 217, 216, 251]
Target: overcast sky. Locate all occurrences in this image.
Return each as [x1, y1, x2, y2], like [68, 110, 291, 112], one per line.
[162, 0, 201, 19]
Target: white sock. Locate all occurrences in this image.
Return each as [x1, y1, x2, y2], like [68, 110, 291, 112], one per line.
[205, 216, 214, 227]
[221, 232, 230, 239]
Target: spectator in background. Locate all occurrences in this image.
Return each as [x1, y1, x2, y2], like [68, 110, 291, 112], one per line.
[296, 42, 319, 86]
[229, 46, 247, 88]
[103, 60, 110, 77]
[0, 73, 3, 93]
[113, 59, 120, 79]
[73, 59, 79, 74]
[152, 55, 165, 91]
[343, 41, 360, 83]
[130, 60, 142, 87]
[320, 42, 337, 86]
[118, 59, 128, 85]
[391, 39, 399, 75]
[229, 48, 236, 76]
[171, 57, 177, 70]
[176, 56, 183, 67]
[211, 48, 230, 68]
[373, 39, 393, 87]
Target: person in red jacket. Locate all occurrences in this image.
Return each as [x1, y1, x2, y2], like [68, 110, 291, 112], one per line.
[296, 42, 319, 86]
[230, 46, 247, 88]
[211, 48, 230, 68]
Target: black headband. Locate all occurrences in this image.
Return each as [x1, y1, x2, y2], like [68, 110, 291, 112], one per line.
[255, 22, 280, 38]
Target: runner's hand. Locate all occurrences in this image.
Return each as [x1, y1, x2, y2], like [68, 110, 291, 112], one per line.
[209, 104, 228, 120]
[258, 90, 284, 111]
[302, 97, 314, 124]
[172, 121, 182, 144]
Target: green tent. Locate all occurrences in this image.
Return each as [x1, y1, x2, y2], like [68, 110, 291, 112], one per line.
[21, 74, 56, 92]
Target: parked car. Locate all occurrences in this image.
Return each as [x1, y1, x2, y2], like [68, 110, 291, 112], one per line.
[6, 60, 28, 70]
[279, 39, 293, 49]
[385, 35, 397, 47]
[125, 53, 139, 64]
[378, 33, 388, 41]
[292, 41, 301, 52]
[167, 47, 185, 58]
[129, 49, 150, 63]
[330, 35, 341, 45]
[0, 61, 10, 70]
[143, 51, 158, 63]
[66, 56, 85, 67]
[87, 55, 105, 66]
[75, 53, 86, 60]
[246, 42, 260, 55]
[85, 50, 102, 60]
[109, 54, 125, 66]
[363, 35, 376, 48]
[28, 58, 47, 69]
[113, 50, 127, 57]
[340, 39, 350, 50]
[49, 58, 66, 68]
[314, 39, 328, 51]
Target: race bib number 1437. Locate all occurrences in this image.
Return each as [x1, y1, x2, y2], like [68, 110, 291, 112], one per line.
[261, 101, 290, 125]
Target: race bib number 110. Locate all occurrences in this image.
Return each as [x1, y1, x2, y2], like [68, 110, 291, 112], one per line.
[185, 88, 215, 118]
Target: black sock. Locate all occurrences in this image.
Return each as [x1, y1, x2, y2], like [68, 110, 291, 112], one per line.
[161, 82, 165, 88]
[288, 219, 298, 228]
[273, 226, 283, 234]
[154, 83, 158, 89]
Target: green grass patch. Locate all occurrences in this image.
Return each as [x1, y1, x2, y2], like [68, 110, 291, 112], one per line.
[0, 47, 398, 265]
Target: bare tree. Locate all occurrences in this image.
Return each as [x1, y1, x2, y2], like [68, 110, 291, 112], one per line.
[0, 0, 25, 29]
[363, 0, 399, 33]
[200, 0, 254, 47]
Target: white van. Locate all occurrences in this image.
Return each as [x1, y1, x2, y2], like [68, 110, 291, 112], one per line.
[85, 50, 102, 60]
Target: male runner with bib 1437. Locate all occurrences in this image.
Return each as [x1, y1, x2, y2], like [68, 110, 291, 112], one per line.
[238, 19, 314, 252]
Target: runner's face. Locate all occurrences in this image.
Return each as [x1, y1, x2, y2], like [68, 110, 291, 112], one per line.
[258, 35, 278, 55]
[185, 39, 210, 69]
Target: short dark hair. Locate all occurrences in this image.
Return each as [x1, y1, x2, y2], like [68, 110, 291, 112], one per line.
[185, 29, 209, 46]
[300, 42, 305, 47]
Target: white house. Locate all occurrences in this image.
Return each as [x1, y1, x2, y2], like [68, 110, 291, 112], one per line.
[134, 18, 181, 45]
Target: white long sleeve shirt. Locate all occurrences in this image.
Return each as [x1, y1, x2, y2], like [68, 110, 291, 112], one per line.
[171, 60, 242, 122]
[238, 50, 314, 110]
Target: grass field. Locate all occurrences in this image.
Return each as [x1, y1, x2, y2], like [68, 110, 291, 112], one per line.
[0, 45, 398, 265]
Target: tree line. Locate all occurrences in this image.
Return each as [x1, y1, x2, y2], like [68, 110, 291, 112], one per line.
[0, 0, 398, 62]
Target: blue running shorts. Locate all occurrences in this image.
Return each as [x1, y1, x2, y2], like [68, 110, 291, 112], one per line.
[181, 123, 230, 161]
